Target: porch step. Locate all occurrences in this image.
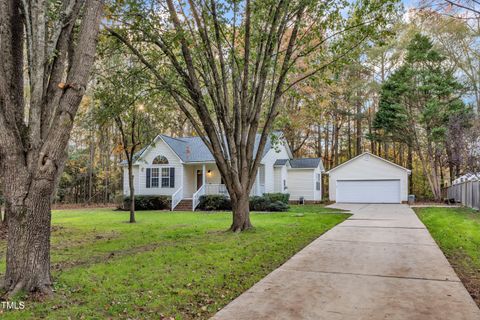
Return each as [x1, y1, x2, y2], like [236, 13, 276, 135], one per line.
[173, 199, 193, 211]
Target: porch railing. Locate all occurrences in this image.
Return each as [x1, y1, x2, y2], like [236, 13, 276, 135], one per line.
[205, 184, 228, 196]
[171, 186, 183, 211]
[192, 184, 205, 211]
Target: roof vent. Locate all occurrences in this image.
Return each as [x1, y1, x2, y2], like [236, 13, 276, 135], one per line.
[364, 154, 370, 161]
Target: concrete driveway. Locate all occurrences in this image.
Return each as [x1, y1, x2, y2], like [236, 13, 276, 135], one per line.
[211, 204, 480, 320]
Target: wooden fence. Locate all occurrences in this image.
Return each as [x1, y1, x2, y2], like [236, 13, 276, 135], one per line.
[447, 181, 480, 210]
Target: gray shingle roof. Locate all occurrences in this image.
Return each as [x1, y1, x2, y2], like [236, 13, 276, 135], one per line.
[151, 133, 278, 163]
[289, 158, 322, 169]
[274, 159, 289, 166]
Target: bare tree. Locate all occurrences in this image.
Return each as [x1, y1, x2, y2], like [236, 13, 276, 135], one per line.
[0, 0, 103, 296]
[94, 49, 157, 223]
[109, 0, 396, 231]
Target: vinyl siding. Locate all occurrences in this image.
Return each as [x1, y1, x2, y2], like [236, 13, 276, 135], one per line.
[182, 163, 220, 198]
[261, 142, 290, 193]
[288, 169, 315, 200]
[313, 166, 322, 201]
[274, 167, 282, 192]
[328, 153, 409, 202]
[122, 166, 140, 196]
[123, 137, 183, 196]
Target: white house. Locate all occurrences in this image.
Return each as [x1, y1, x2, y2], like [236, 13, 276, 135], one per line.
[328, 152, 411, 204]
[121, 133, 323, 210]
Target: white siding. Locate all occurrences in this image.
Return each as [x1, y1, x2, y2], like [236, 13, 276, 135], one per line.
[124, 137, 183, 196]
[313, 166, 322, 201]
[274, 167, 282, 192]
[328, 153, 409, 202]
[288, 169, 315, 201]
[182, 163, 220, 198]
[281, 166, 288, 194]
[274, 165, 289, 194]
[122, 166, 140, 196]
[183, 165, 196, 197]
[261, 142, 290, 193]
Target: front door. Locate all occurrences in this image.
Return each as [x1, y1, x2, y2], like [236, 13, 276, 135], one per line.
[196, 170, 203, 190]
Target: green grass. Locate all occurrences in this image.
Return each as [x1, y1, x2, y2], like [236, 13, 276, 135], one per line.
[0, 205, 348, 319]
[416, 206, 480, 305]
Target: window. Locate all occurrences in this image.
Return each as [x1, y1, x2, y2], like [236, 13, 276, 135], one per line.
[146, 167, 175, 188]
[152, 155, 169, 165]
[316, 173, 321, 191]
[151, 168, 159, 188]
[161, 168, 170, 187]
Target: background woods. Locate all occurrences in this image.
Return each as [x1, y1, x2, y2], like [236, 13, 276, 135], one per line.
[48, 1, 480, 206]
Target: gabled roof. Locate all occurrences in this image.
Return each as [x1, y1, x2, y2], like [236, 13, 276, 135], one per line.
[127, 132, 284, 164]
[274, 158, 323, 170]
[274, 159, 289, 166]
[289, 158, 323, 169]
[327, 152, 411, 174]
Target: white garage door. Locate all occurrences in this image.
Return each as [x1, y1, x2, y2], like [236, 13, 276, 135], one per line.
[336, 180, 401, 203]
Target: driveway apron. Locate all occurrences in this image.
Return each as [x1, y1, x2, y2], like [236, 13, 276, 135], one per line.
[211, 204, 480, 320]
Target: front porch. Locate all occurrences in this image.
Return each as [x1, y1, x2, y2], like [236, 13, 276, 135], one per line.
[172, 163, 265, 211]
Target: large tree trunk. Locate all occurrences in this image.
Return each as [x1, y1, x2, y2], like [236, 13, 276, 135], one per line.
[0, 0, 103, 296]
[4, 189, 53, 296]
[1, 147, 63, 296]
[229, 192, 252, 232]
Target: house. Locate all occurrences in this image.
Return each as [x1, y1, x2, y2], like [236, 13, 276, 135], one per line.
[327, 152, 411, 204]
[121, 133, 324, 210]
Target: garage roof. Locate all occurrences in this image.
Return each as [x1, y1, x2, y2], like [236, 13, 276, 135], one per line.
[327, 152, 411, 174]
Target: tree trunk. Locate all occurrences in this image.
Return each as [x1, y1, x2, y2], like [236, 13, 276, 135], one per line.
[324, 123, 330, 170]
[356, 100, 362, 156]
[347, 114, 352, 158]
[407, 145, 413, 194]
[229, 192, 252, 232]
[2, 157, 58, 297]
[128, 162, 136, 223]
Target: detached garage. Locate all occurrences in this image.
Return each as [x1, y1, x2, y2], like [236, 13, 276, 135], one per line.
[328, 152, 411, 203]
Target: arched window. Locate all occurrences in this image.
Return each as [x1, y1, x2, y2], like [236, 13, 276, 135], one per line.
[152, 155, 169, 165]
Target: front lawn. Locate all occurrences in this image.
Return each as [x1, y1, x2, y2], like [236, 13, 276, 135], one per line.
[416, 207, 480, 306]
[0, 205, 348, 319]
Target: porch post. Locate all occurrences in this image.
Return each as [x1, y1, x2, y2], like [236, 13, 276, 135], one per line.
[256, 170, 260, 196]
[202, 164, 206, 187]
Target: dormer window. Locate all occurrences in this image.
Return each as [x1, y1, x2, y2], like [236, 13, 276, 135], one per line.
[152, 155, 169, 165]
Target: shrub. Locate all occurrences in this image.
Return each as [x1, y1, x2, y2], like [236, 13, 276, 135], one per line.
[249, 196, 271, 211]
[197, 194, 290, 212]
[267, 200, 289, 212]
[263, 193, 290, 204]
[198, 195, 231, 211]
[123, 195, 171, 210]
